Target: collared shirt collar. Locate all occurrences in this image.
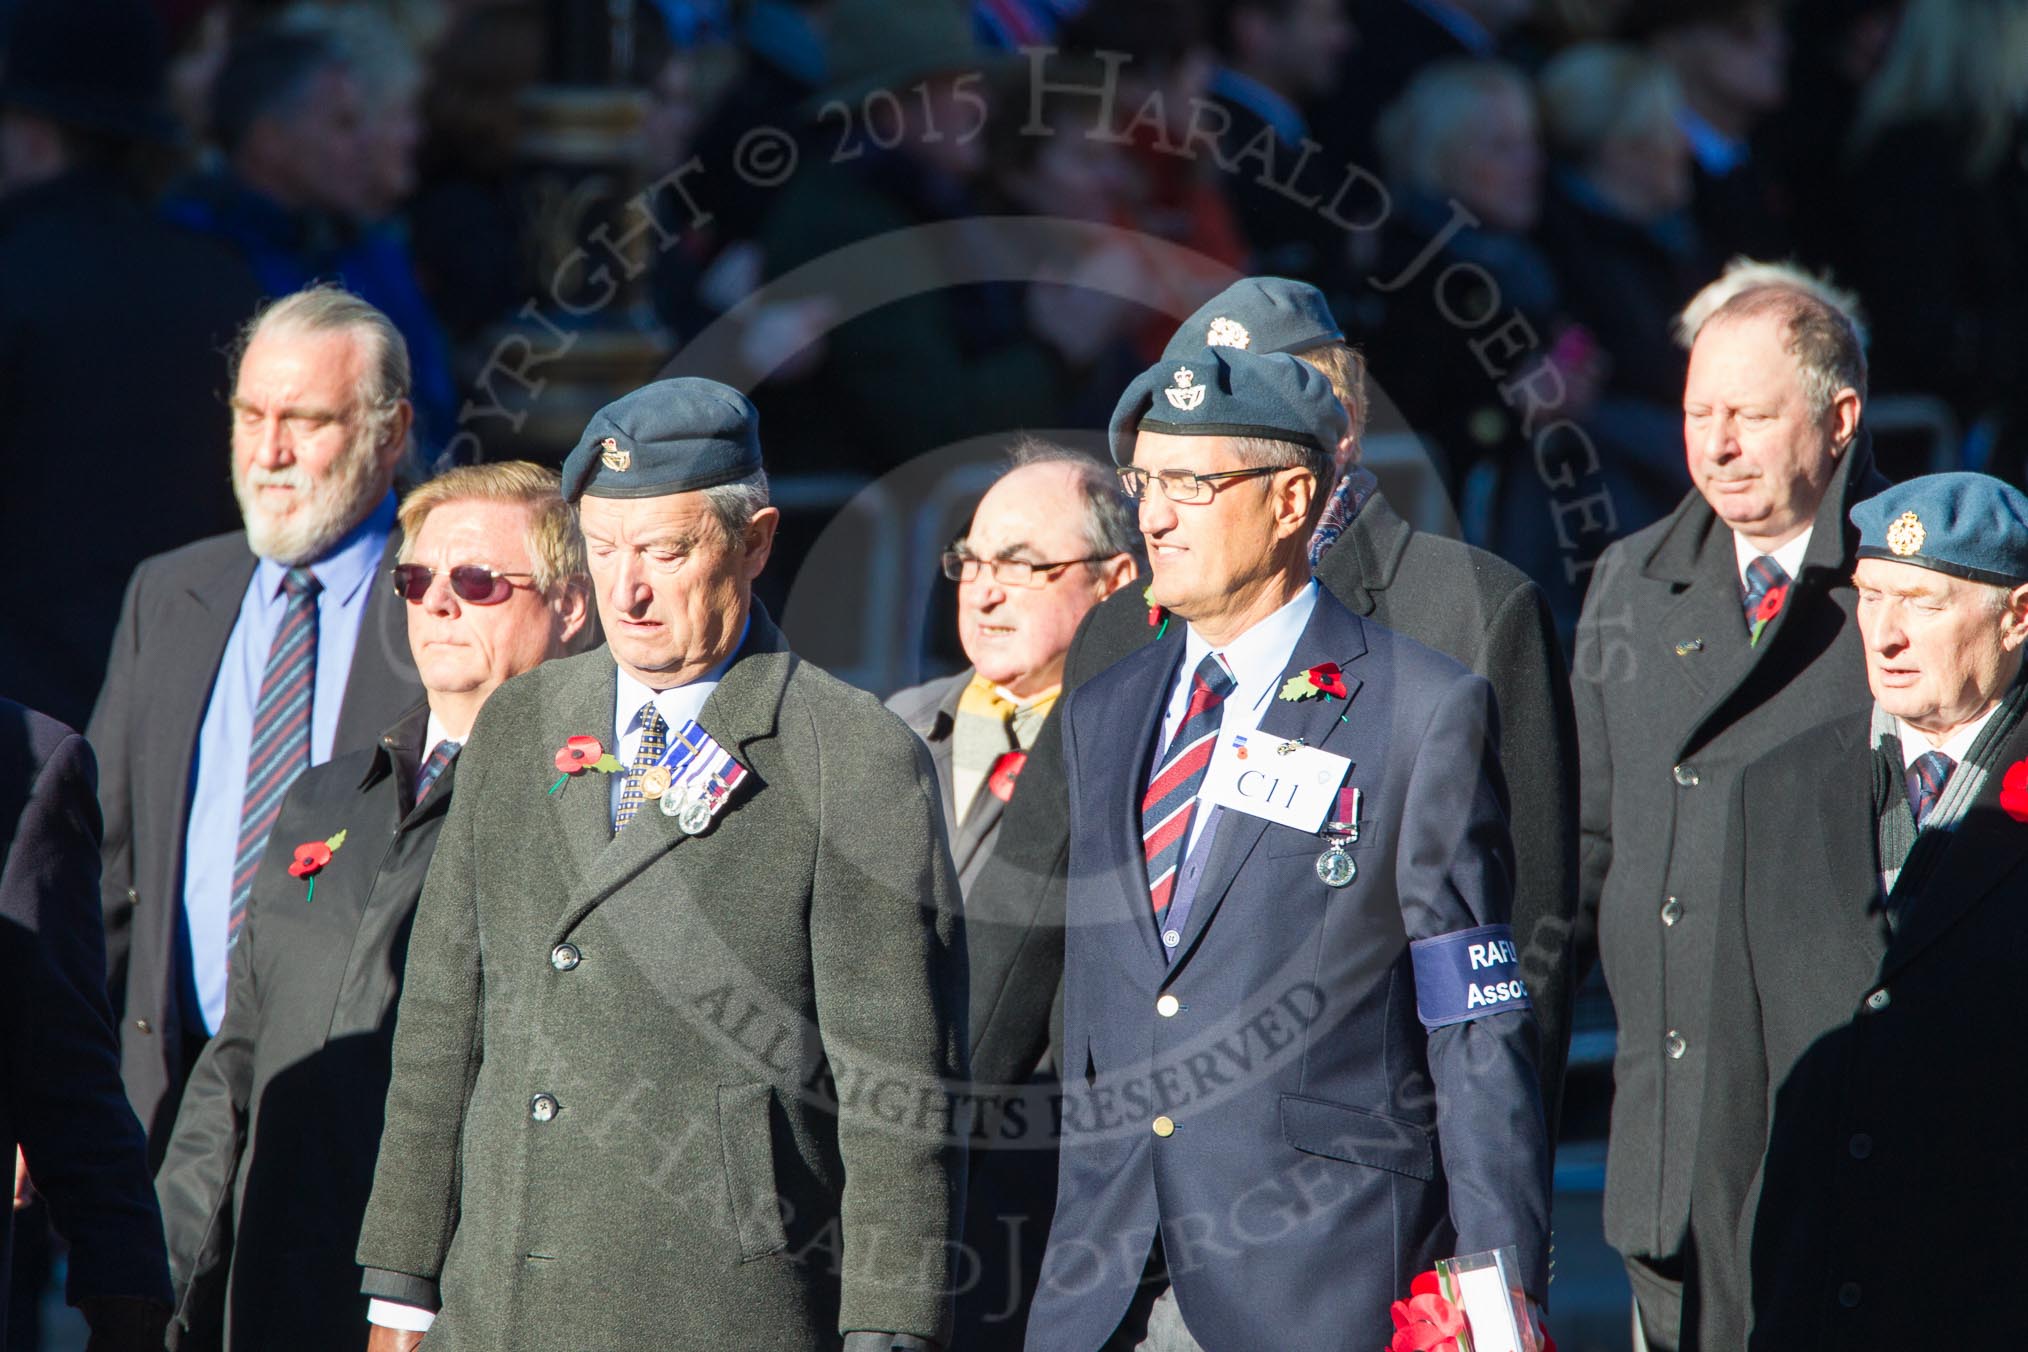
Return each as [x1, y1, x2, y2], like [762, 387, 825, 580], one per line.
[1405, 0, 1495, 54]
[423, 710, 455, 763]
[611, 613, 753, 746]
[1732, 525, 1813, 591]
[253, 491, 396, 605]
[1176, 580, 1321, 726]
[1208, 66, 1309, 147]
[1679, 104, 1748, 176]
[1897, 702, 2004, 765]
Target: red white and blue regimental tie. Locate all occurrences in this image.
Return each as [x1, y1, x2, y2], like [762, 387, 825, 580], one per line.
[1141, 653, 1236, 914]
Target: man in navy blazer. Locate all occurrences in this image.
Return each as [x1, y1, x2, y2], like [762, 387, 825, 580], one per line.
[1028, 347, 1550, 1351]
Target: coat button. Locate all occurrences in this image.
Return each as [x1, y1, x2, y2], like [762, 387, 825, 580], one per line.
[126, 887, 138, 904]
[1161, 929, 1181, 948]
[1838, 1282, 1861, 1308]
[1673, 763, 1700, 787]
[133, 1018, 152, 1035]
[1849, 1133, 1872, 1160]
[1866, 988, 1890, 1012]
[1674, 639, 1704, 656]
[550, 943, 581, 972]
[1152, 1115, 1175, 1137]
[1665, 1030, 1687, 1059]
[1156, 994, 1180, 1017]
[1660, 897, 1684, 926]
[530, 1093, 559, 1123]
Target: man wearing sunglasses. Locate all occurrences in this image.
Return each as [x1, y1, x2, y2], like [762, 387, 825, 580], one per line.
[355, 378, 969, 1352]
[87, 285, 425, 1163]
[1030, 345, 1548, 1351]
[153, 462, 590, 1352]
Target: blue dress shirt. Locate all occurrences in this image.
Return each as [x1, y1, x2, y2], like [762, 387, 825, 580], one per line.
[181, 493, 396, 1033]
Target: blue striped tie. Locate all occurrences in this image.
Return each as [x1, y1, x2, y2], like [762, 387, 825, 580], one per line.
[230, 567, 320, 944]
[1141, 654, 1236, 915]
[1908, 749, 1954, 827]
[414, 739, 461, 808]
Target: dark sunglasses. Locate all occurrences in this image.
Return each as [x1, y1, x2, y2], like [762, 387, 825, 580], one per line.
[389, 563, 537, 605]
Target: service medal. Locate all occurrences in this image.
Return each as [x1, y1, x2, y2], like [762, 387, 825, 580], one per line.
[658, 786, 686, 816]
[1316, 845, 1356, 888]
[678, 798, 714, 835]
[638, 765, 672, 799]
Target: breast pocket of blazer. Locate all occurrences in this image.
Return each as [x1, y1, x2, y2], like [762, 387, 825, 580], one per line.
[1279, 1093, 1434, 1181]
[716, 1083, 790, 1260]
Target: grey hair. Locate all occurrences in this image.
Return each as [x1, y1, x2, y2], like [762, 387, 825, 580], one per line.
[1673, 257, 1870, 352]
[234, 283, 413, 452]
[1005, 437, 1144, 566]
[1696, 284, 1869, 421]
[1230, 435, 1336, 526]
[1375, 59, 1533, 197]
[701, 469, 771, 545]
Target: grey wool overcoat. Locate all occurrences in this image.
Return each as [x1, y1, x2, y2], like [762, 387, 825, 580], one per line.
[355, 609, 971, 1350]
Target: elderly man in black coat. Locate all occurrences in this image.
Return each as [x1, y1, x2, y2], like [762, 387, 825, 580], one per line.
[153, 464, 590, 1352]
[1571, 277, 1886, 1351]
[1687, 474, 2028, 1350]
[1, 700, 174, 1351]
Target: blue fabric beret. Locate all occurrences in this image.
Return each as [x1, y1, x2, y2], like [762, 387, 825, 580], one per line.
[560, 377, 763, 502]
[1851, 471, 2028, 586]
[1109, 345, 1349, 466]
[1160, 276, 1344, 362]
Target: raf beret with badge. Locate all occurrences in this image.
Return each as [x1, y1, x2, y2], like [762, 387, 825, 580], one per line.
[1109, 344, 1349, 467]
[1851, 472, 2028, 586]
[560, 377, 763, 503]
[1161, 276, 1344, 361]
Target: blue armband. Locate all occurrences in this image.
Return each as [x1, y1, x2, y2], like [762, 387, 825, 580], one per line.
[1410, 923, 1531, 1029]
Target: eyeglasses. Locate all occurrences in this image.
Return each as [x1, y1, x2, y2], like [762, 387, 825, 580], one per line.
[940, 551, 1108, 588]
[389, 563, 537, 605]
[1115, 465, 1284, 504]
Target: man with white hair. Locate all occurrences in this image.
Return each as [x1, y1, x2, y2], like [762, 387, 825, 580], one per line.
[1572, 276, 1886, 1350]
[88, 284, 423, 1158]
[1688, 473, 2028, 1350]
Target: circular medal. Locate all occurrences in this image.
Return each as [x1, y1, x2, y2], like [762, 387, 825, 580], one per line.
[658, 787, 685, 817]
[638, 765, 672, 799]
[678, 798, 714, 835]
[1316, 845, 1355, 888]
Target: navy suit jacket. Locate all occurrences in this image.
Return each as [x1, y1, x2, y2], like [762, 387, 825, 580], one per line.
[0, 702, 170, 1338]
[1029, 591, 1550, 1351]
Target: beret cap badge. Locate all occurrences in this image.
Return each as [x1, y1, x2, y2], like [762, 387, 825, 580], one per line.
[1886, 510, 1925, 557]
[598, 437, 631, 473]
[1205, 316, 1251, 349]
[1164, 366, 1206, 410]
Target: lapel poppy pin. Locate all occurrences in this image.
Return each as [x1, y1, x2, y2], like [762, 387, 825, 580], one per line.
[986, 750, 1028, 803]
[2000, 758, 2028, 824]
[1749, 583, 1789, 646]
[1278, 661, 1348, 701]
[1144, 585, 1168, 639]
[288, 829, 347, 902]
[548, 735, 623, 795]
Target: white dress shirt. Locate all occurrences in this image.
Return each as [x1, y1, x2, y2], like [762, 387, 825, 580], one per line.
[1733, 526, 1813, 593]
[1159, 582, 1319, 858]
[1896, 702, 2002, 764]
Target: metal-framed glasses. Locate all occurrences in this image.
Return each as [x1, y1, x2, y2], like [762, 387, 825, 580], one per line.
[1115, 465, 1281, 504]
[389, 563, 538, 605]
[940, 550, 1107, 588]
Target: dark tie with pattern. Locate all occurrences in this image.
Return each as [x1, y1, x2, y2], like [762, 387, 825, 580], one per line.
[1741, 554, 1790, 633]
[615, 702, 668, 830]
[1907, 749, 1955, 827]
[231, 566, 321, 945]
[1142, 653, 1236, 914]
[414, 739, 461, 808]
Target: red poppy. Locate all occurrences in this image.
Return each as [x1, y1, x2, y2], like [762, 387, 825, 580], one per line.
[1755, 583, 1789, 624]
[1410, 1271, 1442, 1299]
[554, 735, 604, 774]
[1147, 603, 1165, 629]
[987, 750, 1028, 802]
[288, 841, 333, 878]
[1308, 662, 1348, 699]
[1388, 1290, 1465, 1352]
[2001, 759, 2028, 824]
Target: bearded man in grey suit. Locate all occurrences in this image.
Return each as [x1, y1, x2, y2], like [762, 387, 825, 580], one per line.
[356, 378, 970, 1352]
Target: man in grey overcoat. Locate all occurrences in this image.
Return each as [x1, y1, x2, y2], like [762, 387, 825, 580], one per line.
[355, 379, 970, 1352]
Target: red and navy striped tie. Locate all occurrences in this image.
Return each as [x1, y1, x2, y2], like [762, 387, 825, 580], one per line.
[413, 739, 461, 808]
[229, 567, 321, 944]
[1908, 749, 1954, 827]
[1141, 653, 1236, 914]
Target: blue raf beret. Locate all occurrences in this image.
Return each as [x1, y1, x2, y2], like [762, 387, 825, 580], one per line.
[1109, 346, 1349, 466]
[1851, 472, 2028, 586]
[560, 377, 763, 502]
[1160, 276, 1344, 362]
